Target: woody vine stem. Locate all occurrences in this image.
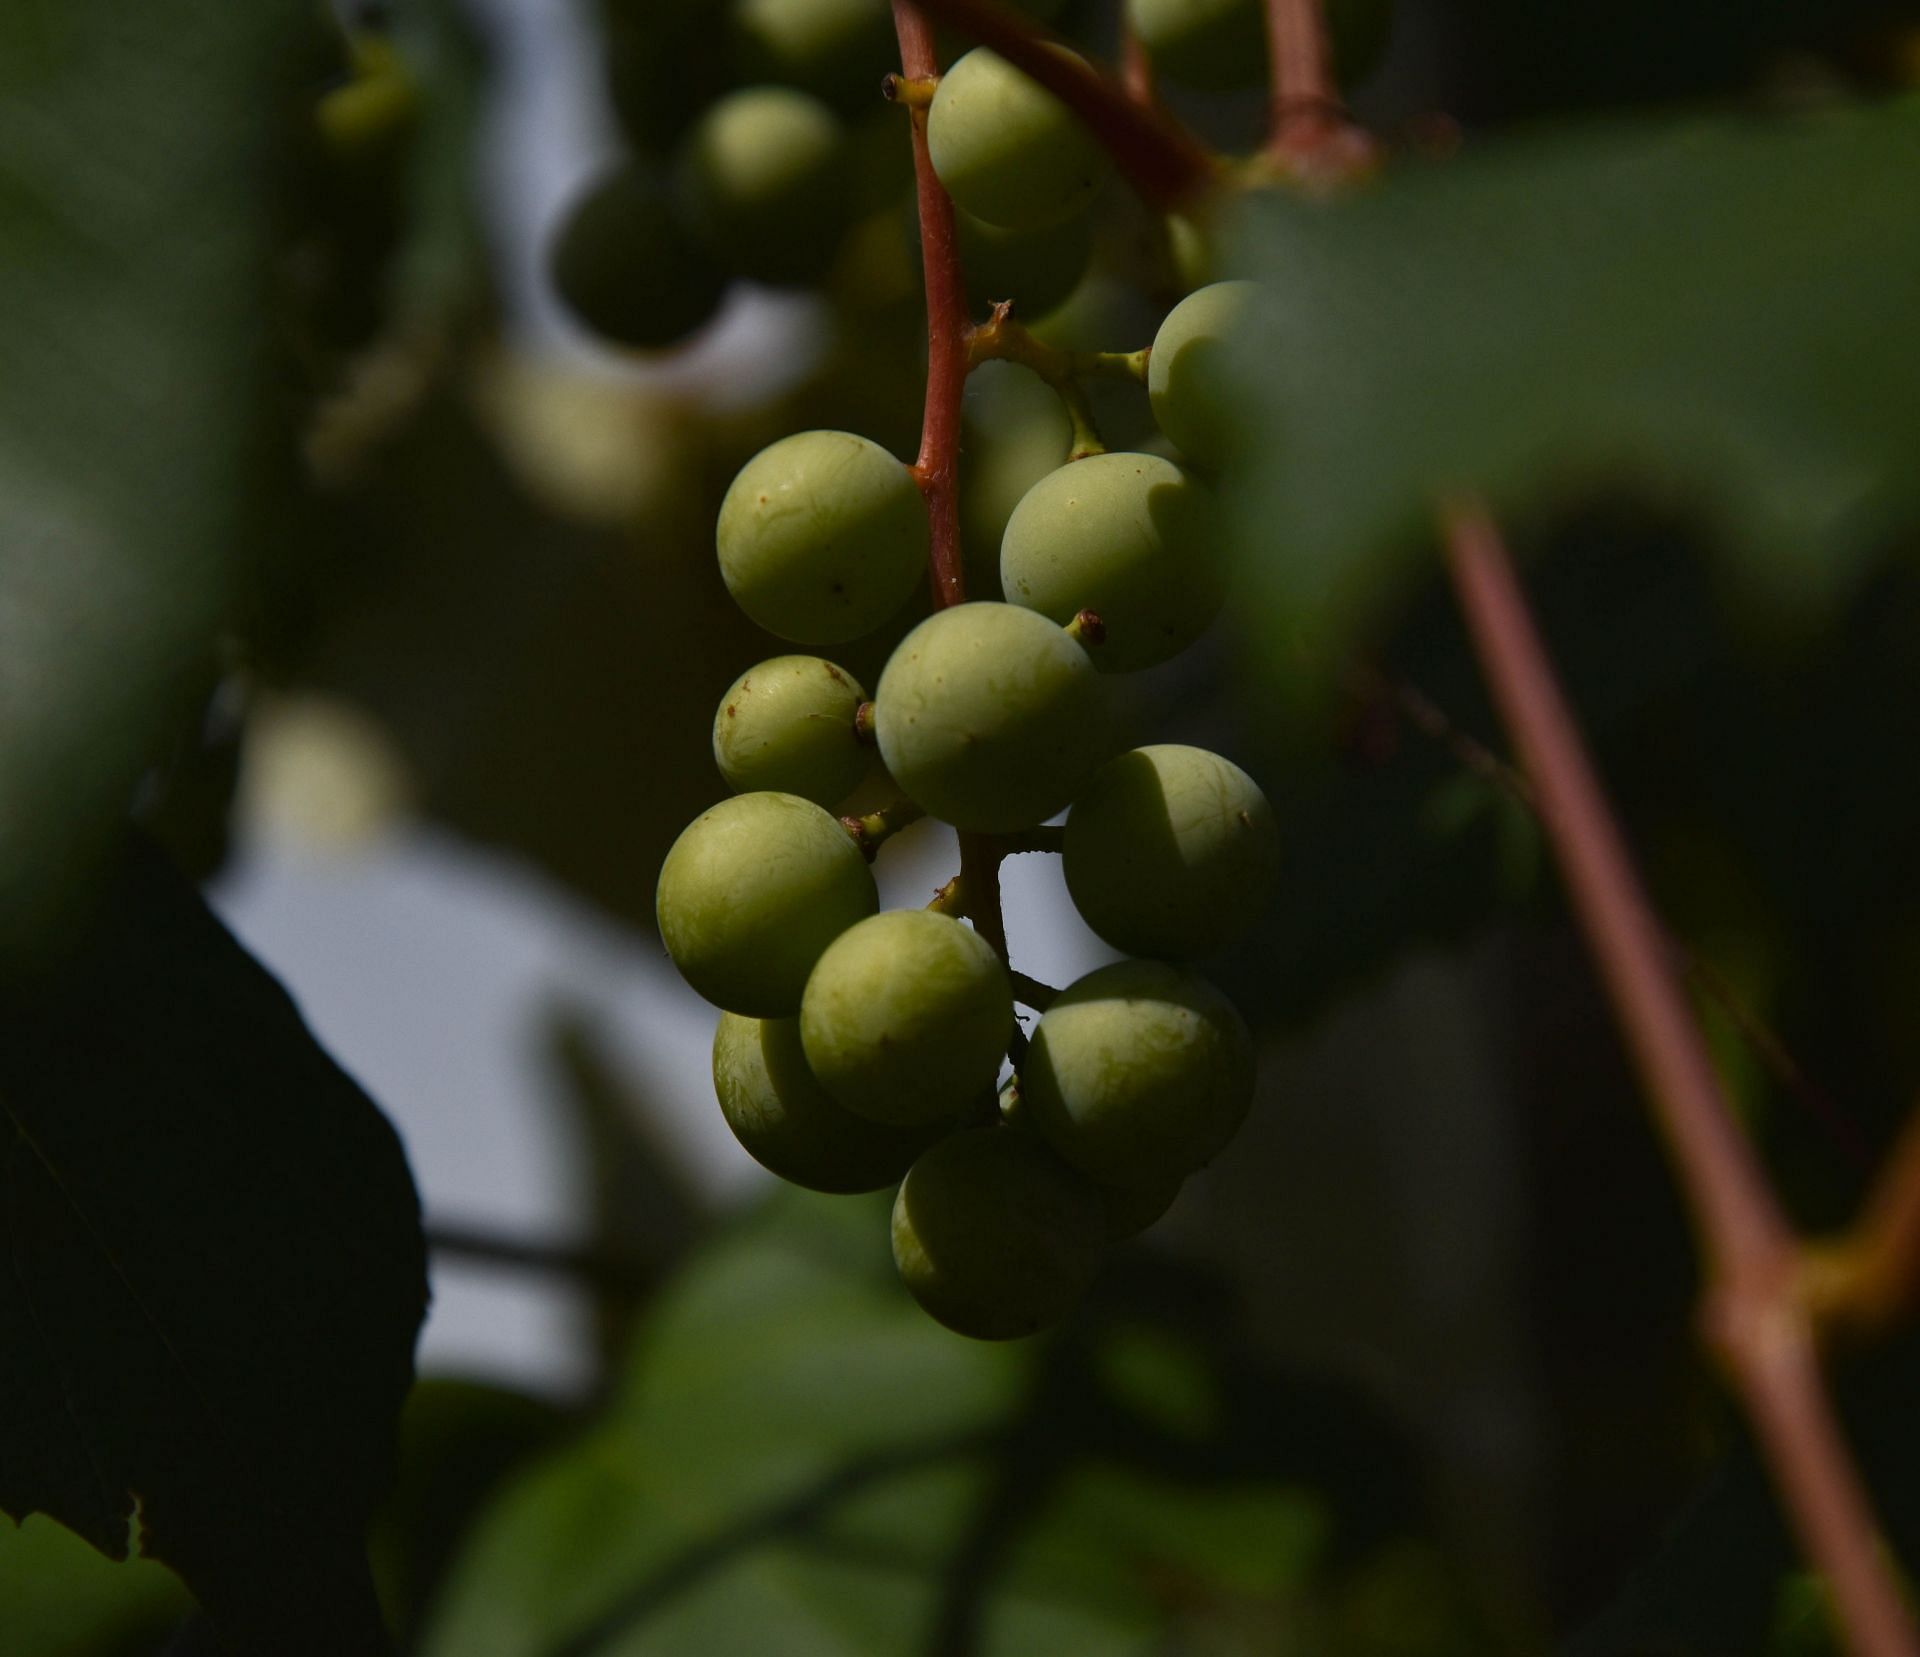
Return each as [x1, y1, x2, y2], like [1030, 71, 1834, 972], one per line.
[895, 0, 1920, 1649]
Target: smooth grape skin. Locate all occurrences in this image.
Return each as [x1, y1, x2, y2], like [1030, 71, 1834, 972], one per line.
[800, 911, 1015, 1127]
[959, 363, 1072, 600]
[717, 431, 929, 644]
[1148, 281, 1265, 473]
[730, 0, 893, 109]
[1023, 960, 1256, 1189]
[999, 453, 1223, 673]
[548, 162, 724, 350]
[656, 792, 877, 1016]
[676, 87, 846, 286]
[712, 655, 868, 807]
[1064, 745, 1280, 958]
[891, 1127, 1107, 1340]
[926, 49, 1106, 231]
[712, 1013, 939, 1192]
[873, 602, 1108, 832]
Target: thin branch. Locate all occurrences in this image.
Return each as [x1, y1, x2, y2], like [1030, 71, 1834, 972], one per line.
[1806, 1102, 1920, 1336]
[841, 797, 928, 860]
[426, 1221, 659, 1299]
[1261, 0, 1378, 177]
[1441, 499, 1918, 1657]
[901, 0, 1216, 211]
[1009, 971, 1059, 1012]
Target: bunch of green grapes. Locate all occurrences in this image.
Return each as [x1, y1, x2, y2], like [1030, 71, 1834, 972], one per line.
[565, 0, 1346, 1340]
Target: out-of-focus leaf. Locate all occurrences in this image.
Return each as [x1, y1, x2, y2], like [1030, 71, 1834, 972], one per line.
[0, 841, 427, 1655]
[423, 1189, 1448, 1657]
[0, 1512, 191, 1657]
[1217, 100, 1920, 685]
[0, 1, 308, 958]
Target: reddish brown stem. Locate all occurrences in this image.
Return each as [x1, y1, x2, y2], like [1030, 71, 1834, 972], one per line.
[901, 0, 1215, 211]
[1443, 500, 1918, 1657]
[896, 3, 1014, 966]
[1265, 0, 1339, 138]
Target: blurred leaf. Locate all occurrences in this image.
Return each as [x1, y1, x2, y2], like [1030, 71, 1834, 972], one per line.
[1218, 100, 1920, 682]
[424, 1189, 1463, 1656]
[0, 0, 308, 958]
[0, 841, 427, 1655]
[0, 1512, 191, 1657]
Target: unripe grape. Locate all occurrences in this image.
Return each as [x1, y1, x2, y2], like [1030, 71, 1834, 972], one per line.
[1024, 960, 1256, 1188]
[1064, 745, 1280, 958]
[712, 1012, 939, 1192]
[873, 602, 1108, 832]
[1127, 0, 1264, 89]
[656, 792, 877, 1016]
[731, 0, 893, 109]
[999, 453, 1223, 672]
[1148, 280, 1267, 473]
[547, 162, 724, 351]
[927, 49, 1106, 231]
[676, 87, 846, 286]
[717, 431, 929, 644]
[891, 1127, 1106, 1339]
[956, 207, 1093, 322]
[712, 655, 869, 807]
[801, 911, 1014, 1127]
[959, 362, 1073, 600]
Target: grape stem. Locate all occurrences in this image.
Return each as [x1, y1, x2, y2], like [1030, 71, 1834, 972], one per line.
[895, 1, 1014, 970]
[927, 874, 969, 916]
[1063, 609, 1106, 649]
[852, 701, 878, 744]
[1442, 499, 1920, 1657]
[883, 72, 938, 109]
[994, 825, 1064, 856]
[1008, 971, 1059, 1012]
[967, 302, 1146, 462]
[1259, 0, 1378, 179]
[840, 798, 928, 860]
[900, 0, 1217, 211]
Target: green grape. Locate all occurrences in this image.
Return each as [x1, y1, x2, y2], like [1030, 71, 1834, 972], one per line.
[1126, 0, 1265, 89]
[1102, 1172, 1183, 1240]
[959, 361, 1073, 599]
[548, 162, 725, 351]
[712, 1012, 939, 1191]
[716, 430, 929, 644]
[891, 1127, 1106, 1339]
[656, 791, 877, 1015]
[956, 206, 1093, 322]
[800, 910, 1014, 1126]
[1147, 280, 1265, 472]
[999, 452, 1222, 672]
[731, 0, 894, 109]
[676, 87, 847, 286]
[873, 602, 1108, 832]
[1023, 960, 1255, 1188]
[712, 655, 869, 807]
[927, 48, 1106, 231]
[1064, 745, 1280, 958]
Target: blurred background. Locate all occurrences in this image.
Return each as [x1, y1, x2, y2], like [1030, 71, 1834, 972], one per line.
[6, 0, 1920, 1652]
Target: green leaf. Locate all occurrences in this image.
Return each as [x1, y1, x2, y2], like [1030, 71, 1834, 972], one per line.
[0, 1512, 191, 1657]
[1218, 99, 1920, 676]
[0, 841, 428, 1655]
[0, 0, 310, 959]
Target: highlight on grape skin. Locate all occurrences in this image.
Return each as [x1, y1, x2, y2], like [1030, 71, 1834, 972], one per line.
[712, 1011, 939, 1193]
[800, 910, 1015, 1128]
[1022, 959, 1257, 1190]
[711, 655, 869, 807]
[999, 452, 1224, 672]
[926, 47, 1107, 231]
[1064, 745, 1281, 959]
[675, 85, 848, 286]
[655, 791, 877, 1017]
[872, 601, 1110, 832]
[716, 430, 929, 644]
[891, 1127, 1108, 1341]
[547, 160, 723, 351]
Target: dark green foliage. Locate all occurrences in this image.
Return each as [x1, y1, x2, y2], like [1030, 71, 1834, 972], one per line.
[0, 842, 427, 1654]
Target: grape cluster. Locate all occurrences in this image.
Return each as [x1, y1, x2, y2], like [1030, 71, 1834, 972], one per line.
[565, 3, 1286, 1340]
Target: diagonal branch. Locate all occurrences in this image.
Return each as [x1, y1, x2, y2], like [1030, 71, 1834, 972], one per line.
[899, 0, 1216, 210]
[1441, 498, 1918, 1657]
